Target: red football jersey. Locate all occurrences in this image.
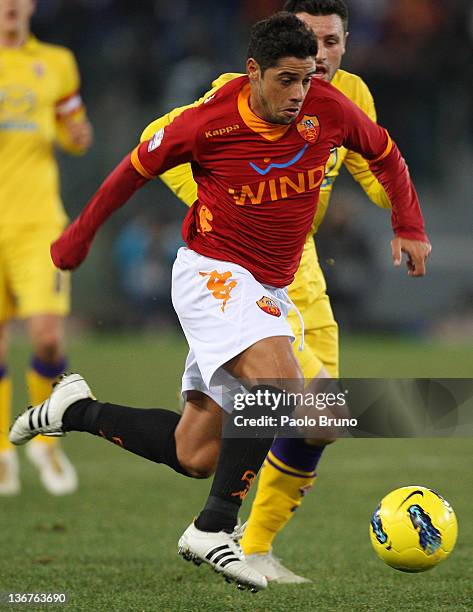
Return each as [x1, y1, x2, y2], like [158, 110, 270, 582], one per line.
[132, 76, 425, 287]
[55, 75, 424, 285]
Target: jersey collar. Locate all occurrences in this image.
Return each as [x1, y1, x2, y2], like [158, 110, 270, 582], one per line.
[237, 82, 291, 142]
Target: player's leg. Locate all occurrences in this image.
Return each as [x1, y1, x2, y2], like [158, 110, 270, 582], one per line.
[24, 313, 78, 495]
[0, 239, 20, 495]
[9, 373, 223, 478]
[7, 223, 77, 495]
[241, 239, 339, 580]
[0, 320, 19, 495]
[242, 300, 339, 560]
[193, 335, 303, 532]
[178, 334, 302, 591]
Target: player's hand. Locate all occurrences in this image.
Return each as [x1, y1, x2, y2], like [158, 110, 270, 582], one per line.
[65, 118, 94, 150]
[391, 237, 432, 277]
[51, 223, 93, 270]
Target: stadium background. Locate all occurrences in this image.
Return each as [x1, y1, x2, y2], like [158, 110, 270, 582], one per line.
[2, 2, 473, 611]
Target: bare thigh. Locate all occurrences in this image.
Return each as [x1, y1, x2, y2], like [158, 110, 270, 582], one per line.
[225, 335, 303, 390]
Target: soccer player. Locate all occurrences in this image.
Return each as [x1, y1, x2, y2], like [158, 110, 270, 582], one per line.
[10, 13, 429, 592]
[140, 0, 393, 582]
[0, 0, 92, 495]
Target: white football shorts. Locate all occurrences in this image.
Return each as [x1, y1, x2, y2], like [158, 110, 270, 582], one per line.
[171, 247, 295, 413]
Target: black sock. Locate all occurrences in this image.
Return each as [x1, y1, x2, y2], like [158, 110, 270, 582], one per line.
[195, 385, 287, 533]
[195, 435, 274, 532]
[63, 399, 189, 476]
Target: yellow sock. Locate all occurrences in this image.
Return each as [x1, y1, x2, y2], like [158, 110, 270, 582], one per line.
[240, 451, 316, 555]
[26, 368, 61, 446]
[0, 376, 13, 451]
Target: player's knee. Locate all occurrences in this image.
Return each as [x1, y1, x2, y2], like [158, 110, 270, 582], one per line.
[33, 332, 63, 363]
[178, 448, 218, 479]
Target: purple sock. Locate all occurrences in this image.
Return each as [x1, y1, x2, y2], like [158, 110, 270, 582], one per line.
[270, 437, 326, 474]
[30, 356, 67, 379]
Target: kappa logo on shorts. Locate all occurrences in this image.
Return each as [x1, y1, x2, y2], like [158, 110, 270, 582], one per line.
[256, 296, 281, 317]
[200, 270, 237, 312]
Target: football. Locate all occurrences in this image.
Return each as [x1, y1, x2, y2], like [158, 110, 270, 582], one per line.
[369, 486, 458, 572]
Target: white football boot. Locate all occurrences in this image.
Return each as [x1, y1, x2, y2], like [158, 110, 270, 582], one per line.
[0, 448, 20, 495]
[26, 442, 78, 496]
[9, 373, 94, 446]
[245, 550, 311, 584]
[178, 522, 268, 592]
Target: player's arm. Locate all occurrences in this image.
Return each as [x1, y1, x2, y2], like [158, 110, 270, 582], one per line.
[51, 107, 201, 270]
[338, 96, 431, 277]
[142, 73, 241, 207]
[343, 83, 391, 210]
[343, 152, 392, 210]
[54, 50, 93, 155]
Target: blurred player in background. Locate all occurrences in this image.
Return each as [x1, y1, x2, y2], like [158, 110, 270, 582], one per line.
[0, 0, 92, 495]
[141, 0, 392, 582]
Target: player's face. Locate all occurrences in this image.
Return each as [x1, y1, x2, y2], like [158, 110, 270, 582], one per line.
[0, 0, 35, 36]
[247, 56, 316, 125]
[296, 13, 348, 82]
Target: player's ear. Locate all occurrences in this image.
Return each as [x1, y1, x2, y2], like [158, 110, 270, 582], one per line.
[247, 58, 261, 82]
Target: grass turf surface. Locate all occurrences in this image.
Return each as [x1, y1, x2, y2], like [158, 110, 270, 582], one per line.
[1, 333, 472, 611]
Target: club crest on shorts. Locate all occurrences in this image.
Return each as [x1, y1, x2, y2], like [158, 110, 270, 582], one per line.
[256, 296, 281, 317]
[297, 114, 320, 143]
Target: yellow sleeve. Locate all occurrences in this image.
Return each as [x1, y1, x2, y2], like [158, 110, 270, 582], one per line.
[141, 73, 242, 207]
[54, 48, 89, 155]
[343, 79, 392, 210]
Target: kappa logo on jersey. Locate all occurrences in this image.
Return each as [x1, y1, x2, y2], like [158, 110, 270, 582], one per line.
[297, 114, 320, 143]
[249, 144, 309, 176]
[200, 270, 237, 312]
[205, 123, 240, 138]
[256, 296, 281, 317]
[148, 127, 164, 152]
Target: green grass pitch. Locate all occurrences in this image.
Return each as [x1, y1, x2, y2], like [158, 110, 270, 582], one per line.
[1, 334, 472, 611]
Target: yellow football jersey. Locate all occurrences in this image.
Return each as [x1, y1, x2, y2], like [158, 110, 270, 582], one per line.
[312, 69, 391, 234]
[0, 36, 86, 226]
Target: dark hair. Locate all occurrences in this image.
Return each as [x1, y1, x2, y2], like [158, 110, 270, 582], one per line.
[247, 12, 317, 73]
[283, 0, 349, 31]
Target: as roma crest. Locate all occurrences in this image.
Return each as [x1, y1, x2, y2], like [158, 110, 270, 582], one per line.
[297, 114, 320, 143]
[256, 296, 281, 317]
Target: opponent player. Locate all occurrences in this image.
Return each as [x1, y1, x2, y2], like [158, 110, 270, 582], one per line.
[141, 0, 392, 582]
[10, 13, 429, 592]
[0, 0, 92, 495]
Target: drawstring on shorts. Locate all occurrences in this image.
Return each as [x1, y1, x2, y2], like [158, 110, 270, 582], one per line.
[271, 291, 305, 352]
